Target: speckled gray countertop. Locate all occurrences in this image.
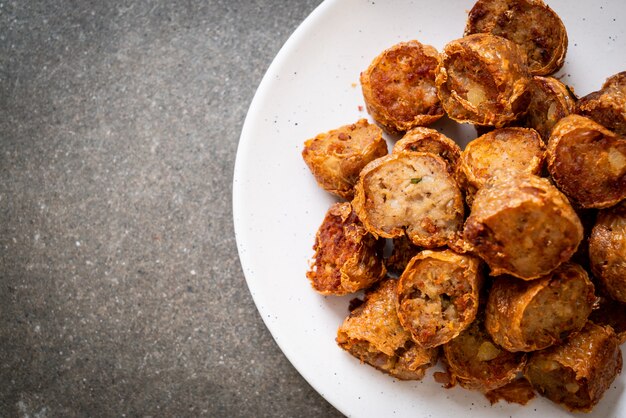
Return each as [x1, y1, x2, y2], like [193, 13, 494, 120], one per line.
[0, 1, 343, 416]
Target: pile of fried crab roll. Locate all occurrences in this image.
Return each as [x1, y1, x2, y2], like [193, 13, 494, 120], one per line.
[301, 0, 626, 413]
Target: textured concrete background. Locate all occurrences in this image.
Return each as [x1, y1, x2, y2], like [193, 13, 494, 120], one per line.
[0, 1, 344, 416]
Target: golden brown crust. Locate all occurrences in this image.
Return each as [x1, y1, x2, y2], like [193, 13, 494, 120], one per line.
[456, 127, 545, 205]
[524, 322, 623, 412]
[465, 0, 568, 76]
[547, 114, 626, 209]
[603, 71, 626, 90]
[336, 279, 438, 380]
[484, 378, 536, 405]
[302, 119, 388, 200]
[463, 174, 583, 279]
[523, 76, 576, 141]
[589, 296, 626, 345]
[576, 71, 626, 137]
[392, 127, 461, 177]
[436, 33, 530, 127]
[306, 202, 386, 295]
[443, 315, 527, 392]
[568, 207, 596, 272]
[360, 40, 444, 134]
[352, 151, 464, 248]
[589, 201, 626, 302]
[385, 235, 421, 275]
[485, 263, 595, 352]
[397, 249, 483, 348]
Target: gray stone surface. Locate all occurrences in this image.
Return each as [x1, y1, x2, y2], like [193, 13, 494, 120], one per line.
[0, 1, 343, 416]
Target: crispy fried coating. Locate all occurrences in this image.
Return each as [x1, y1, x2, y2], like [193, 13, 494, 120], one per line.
[336, 279, 438, 380]
[360, 40, 444, 134]
[443, 315, 527, 392]
[590, 296, 626, 345]
[463, 174, 583, 279]
[525, 322, 622, 412]
[547, 114, 626, 209]
[396, 249, 483, 348]
[352, 151, 464, 248]
[302, 119, 388, 200]
[456, 127, 545, 205]
[465, 0, 567, 75]
[307, 202, 386, 295]
[523, 76, 576, 141]
[589, 201, 626, 303]
[576, 71, 626, 137]
[392, 127, 461, 177]
[436, 33, 530, 127]
[485, 263, 595, 352]
[484, 378, 536, 405]
[385, 235, 421, 276]
[568, 207, 597, 272]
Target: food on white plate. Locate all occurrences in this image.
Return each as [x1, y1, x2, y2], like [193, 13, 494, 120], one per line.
[464, 0, 568, 76]
[336, 278, 438, 380]
[302, 118, 388, 200]
[299, 1, 625, 412]
[392, 127, 461, 177]
[483, 378, 536, 405]
[396, 249, 483, 348]
[456, 127, 545, 205]
[522, 76, 576, 141]
[352, 151, 464, 248]
[546, 114, 626, 209]
[524, 322, 623, 412]
[306, 202, 386, 295]
[436, 33, 530, 127]
[360, 40, 444, 135]
[484, 263, 595, 352]
[589, 201, 626, 302]
[463, 174, 583, 280]
[442, 312, 527, 392]
[576, 71, 626, 137]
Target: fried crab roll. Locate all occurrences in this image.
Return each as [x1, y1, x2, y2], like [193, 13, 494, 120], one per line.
[443, 315, 527, 392]
[302, 119, 388, 200]
[392, 127, 461, 176]
[576, 71, 626, 137]
[336, 279, 438, 380]
[547, 114, 626, 209]
[306, 202, 386, 295]
[352, 151, 464, 248]
[360, 40, 444, 134]
[436, 33, 530, 127]
[589, 201, 626, 303]
[396, 249, 483, 348]
[464, 0, 568, 76]
[524, 322, 622, 412]
[523, 76, 576, 141]
[463, 174, 583, 279]
[484, 263, 595, 352]
[456, 127, 545, 205]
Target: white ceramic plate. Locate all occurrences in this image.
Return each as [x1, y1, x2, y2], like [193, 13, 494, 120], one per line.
[233, 1, 626, 417]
